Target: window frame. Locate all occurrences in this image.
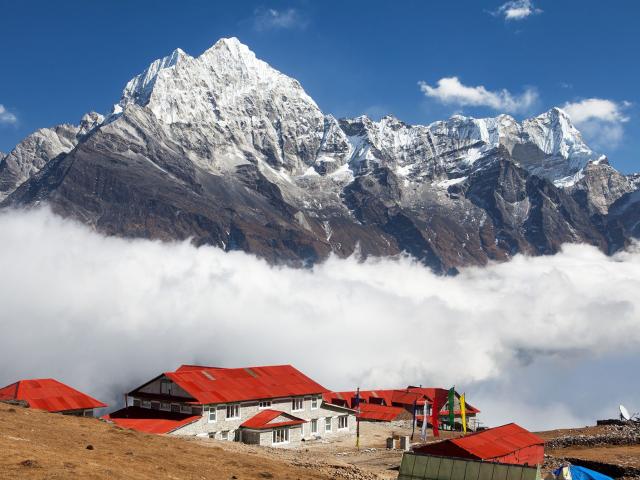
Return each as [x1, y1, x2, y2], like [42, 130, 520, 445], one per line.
[291, 397, 304, 412]
[325, 416, 332, 433]
[180, 405, 192, 414]
[206, 406, 217, 423]
[311, 418, 318, 434]
[160, 379, 172, 395]
[272, 427, 290, 445]
[142, 400, 151, 409]
[258, 400, 272, 410]
[226, 404, 240, 420]
[338, 415, 349, 430]
[311, 396, 319, 410]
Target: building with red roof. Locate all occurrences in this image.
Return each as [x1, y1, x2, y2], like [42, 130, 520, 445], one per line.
[412, 423, 544, 466]
[0, 378, 107, 417]
[324, 386, 480, 430]
[105, 364, 356, 447]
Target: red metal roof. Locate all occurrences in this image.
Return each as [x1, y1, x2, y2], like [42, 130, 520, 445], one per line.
[414, 423, 544, 460]
[391, 389, 427, 406]
[240, 409, 305, 429]
[357, 403, 405, 421]
[104, 406, 199, 435]
[0, 378, 107, 412]
[323, 389, 427, 408]
[154, 365, 328, 405]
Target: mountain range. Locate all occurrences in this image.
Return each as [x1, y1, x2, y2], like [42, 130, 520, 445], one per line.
[2, 37, 639, 273]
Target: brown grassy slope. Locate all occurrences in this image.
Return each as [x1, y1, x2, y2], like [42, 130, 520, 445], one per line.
[0, 402, 334, 480]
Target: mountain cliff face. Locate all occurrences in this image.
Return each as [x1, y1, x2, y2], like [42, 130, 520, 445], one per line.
[2, 38, 638, 272]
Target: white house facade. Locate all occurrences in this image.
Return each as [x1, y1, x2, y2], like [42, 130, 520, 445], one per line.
[106, 364, 356, 448]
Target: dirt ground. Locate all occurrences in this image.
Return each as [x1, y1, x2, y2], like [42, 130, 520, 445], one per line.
[4, 400, 639, 480]
[548, 444, 640, 469]
[190, 421, 458, 480]
[0, 402, 362, 479]
[0, 402, 458, 480]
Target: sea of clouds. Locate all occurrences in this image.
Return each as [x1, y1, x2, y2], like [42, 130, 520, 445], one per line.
[1, 207, 639, 430]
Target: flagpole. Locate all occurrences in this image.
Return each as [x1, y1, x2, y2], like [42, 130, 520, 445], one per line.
[355, 387, 360, 449]
[411, 399, 417, 440]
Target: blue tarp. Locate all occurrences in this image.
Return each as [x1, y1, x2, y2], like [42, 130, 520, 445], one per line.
[553, 465, 614, 480]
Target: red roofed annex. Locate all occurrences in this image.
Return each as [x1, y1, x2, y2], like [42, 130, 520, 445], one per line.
[413, 423, 545, 466]
[324, 387, 480, 429]
[104, 364, 356, 447]
[0, 378, 107, 417]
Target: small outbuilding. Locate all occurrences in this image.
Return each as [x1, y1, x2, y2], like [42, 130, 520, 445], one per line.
[0, 378, 107, 416]
[412, 423, 544, 466]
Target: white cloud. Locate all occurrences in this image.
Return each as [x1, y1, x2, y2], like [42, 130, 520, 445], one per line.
[563, 98, 629, 124]
[493, 0, 542, 21]
[563, 98, 631, 149]
[0, 104, 17, 125]
[252, 7, 307, 31]
[418, 77, 538, 114]
[1, 208, 640, 430]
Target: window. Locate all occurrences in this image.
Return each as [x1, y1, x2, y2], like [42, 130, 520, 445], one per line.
[311, 396, 319, 410]
[142, 400, 151, 409]
[160, 402, 171, 411]
[160, 379, 172, 395]
[206, 406, 217, 423]
[180, 405, 192, 414]
[171, 404, 180, 413]
[258, 400, 271, 409]
[325, 417, 332, 433]
[292, 397, 303, 412]
[220, 430, 229, 440]
[226, 404, 240, 419]
[311, 419, 318, 434]
[150, 401, 160, 410]
[338, 415, 348, 430]
[192, 407, 202, 416]
[132, 398, 141, 407]
[272, 427, 289, 444]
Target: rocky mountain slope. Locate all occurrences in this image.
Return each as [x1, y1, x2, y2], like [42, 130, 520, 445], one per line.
[1, 37, 638, 272]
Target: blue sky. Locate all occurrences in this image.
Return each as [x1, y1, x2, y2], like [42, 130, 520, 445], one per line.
[1, 0, 638, 172]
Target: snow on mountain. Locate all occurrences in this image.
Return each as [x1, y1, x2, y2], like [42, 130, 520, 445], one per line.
[111, 37, 597, 187]
[1, 37, 636, 271]
[338, 108, 597, 188]
[0, 112, 103, 201]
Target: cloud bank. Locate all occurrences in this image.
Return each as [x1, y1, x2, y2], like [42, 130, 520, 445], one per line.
[418, 77, 538, 114]
[563, 98, 631, 149]
[0, 104, 17, 125]
[1, 208, 640, 430]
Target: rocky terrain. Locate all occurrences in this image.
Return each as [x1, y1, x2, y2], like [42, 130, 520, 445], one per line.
[541, 424, 640, 479]
[1, 37, 639, 272]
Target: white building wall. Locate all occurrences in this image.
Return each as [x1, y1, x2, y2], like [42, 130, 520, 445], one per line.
[166, 396, 355, 447]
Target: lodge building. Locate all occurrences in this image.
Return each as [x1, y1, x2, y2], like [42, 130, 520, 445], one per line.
[105, 364, 356, 447]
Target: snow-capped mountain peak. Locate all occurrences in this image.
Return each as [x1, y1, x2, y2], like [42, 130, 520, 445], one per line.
[2, 37, 638, 272]
[120, 48, 191, 108]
